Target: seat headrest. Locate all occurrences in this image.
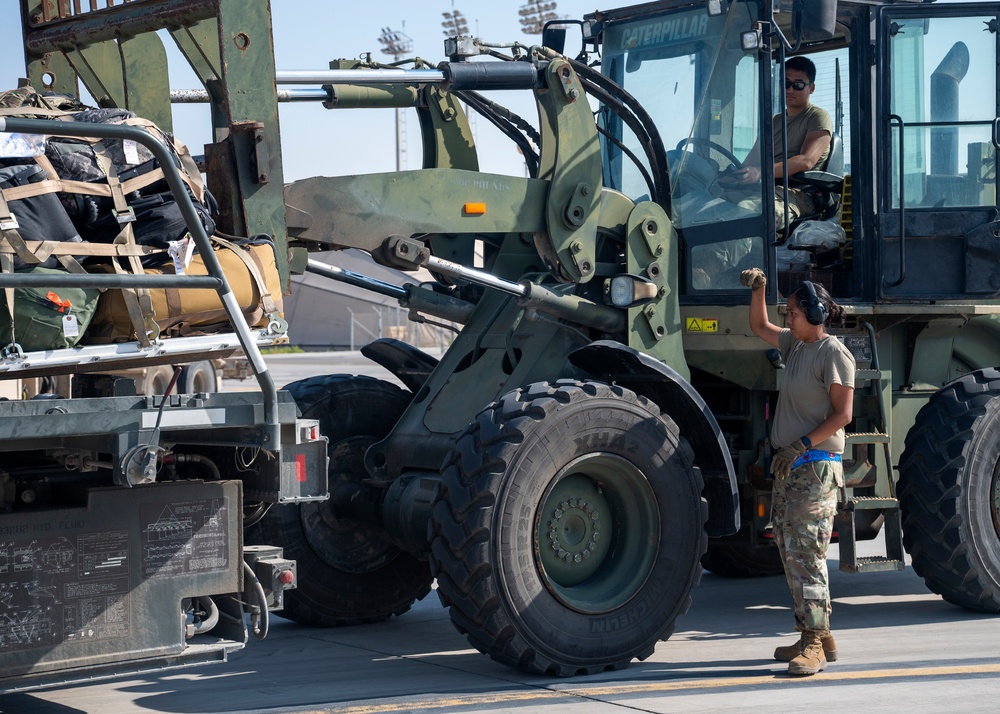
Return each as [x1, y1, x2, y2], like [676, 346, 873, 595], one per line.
[822, 132, 844, 177]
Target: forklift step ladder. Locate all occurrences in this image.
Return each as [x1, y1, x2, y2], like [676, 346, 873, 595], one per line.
[836, 321, 905, 573]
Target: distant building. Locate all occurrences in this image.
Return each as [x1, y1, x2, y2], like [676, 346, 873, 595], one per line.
[283, 249, 455, 351]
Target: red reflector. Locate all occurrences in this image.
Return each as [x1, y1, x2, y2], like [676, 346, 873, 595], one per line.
[296, 453, 307, 482]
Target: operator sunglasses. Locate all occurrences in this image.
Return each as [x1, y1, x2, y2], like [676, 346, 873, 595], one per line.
[785, 79, 809, 91]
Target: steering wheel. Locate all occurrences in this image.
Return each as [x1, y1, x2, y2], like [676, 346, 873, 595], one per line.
[675, 137, 743, 170]
[674, 137, 757, 189]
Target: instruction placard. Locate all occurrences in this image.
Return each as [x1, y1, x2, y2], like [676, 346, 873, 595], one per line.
[685, 317, 718, 333]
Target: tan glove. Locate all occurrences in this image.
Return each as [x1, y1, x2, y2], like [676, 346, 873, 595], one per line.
[771, 438, 809, 480]
[740, 268, 767, 291]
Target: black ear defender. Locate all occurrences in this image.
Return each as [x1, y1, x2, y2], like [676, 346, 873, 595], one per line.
[799, 281, 828, 326]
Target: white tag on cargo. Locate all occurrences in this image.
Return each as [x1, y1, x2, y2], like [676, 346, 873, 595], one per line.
[168, 234, 195, 274]
[62, 314, 79, 337]
[123, 139, 141, 165]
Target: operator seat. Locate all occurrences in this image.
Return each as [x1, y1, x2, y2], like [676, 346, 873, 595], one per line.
[784, 131, 845, 237]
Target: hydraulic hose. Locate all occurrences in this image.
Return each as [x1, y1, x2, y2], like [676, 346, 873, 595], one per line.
[242, 560, 270, 640]
[188, 596, 219, 637]
[566, 75, 661, 202]
[566, 56, 672, 211]
[594, 113, 656, 201]
[458, 91, 539, 176]
[172, 453, 222, 480]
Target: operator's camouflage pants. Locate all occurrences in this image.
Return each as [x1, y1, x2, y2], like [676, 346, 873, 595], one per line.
[721, 186, 817, 231]
[772, 459, 842, 632]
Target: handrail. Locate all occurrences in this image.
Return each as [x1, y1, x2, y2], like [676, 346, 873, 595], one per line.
[0, 272, 222, 289]
[0, 116, 280, 435]
[862, 320, 888, 431]
[883, 114, 906, 288]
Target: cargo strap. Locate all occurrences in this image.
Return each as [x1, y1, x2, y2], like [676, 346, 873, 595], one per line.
[209, 235, 285, 330]
[0, 236, 165, 259]
[123, 116, 206, 205]
[91, 141, 158, 347]
[0, 188, 88, 275]
[0, 188, 24, 347]
[0, 106, 203, 210]
[0, 189, 90, 352]
[0, 165, 164, 268]
[0, 91, 77, 352]
[0, 105, 80, 119]
[0, 246, 15, 352]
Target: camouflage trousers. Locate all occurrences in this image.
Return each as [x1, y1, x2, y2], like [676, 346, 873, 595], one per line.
[772, 459, 842, 632]
[725, 187, 817, 230]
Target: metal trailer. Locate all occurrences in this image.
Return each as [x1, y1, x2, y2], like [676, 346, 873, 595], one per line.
[0, 106, 327, 691]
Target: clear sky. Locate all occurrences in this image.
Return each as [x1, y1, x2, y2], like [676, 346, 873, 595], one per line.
[0, 0, 982, 183]
[0, 1, 604, 182]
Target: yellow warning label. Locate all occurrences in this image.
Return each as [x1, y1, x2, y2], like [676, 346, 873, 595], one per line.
[686, 317, 719, 333]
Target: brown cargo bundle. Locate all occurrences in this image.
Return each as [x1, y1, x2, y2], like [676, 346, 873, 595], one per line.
[86, 235, 284, 342]
[0, 87, 282, 348]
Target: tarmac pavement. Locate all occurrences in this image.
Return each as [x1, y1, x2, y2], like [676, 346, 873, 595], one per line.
[3, 350, 999, 713]
[8, 534, 1000, 713]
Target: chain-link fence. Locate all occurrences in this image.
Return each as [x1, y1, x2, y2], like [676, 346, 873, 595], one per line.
[347, 305, 457, 352]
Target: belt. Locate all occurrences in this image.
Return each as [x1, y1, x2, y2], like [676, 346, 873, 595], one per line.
[791, 449, 842, 470]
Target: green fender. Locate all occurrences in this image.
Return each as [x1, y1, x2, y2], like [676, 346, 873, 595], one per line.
[911, 314, 1000, 389]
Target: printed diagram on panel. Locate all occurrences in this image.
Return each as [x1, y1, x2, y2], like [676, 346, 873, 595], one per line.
[141, 498, 230, 578]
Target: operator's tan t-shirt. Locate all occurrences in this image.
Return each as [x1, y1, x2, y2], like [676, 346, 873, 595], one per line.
[773, 103, 833, 169]
[771, 329, 856, 453]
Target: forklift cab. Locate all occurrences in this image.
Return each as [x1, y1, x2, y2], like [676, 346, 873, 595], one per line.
[594, 0, 1000, 305]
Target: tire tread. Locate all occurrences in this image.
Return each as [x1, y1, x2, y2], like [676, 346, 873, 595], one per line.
[429, 379, 707, 675]
[898, 369, 1000, 612]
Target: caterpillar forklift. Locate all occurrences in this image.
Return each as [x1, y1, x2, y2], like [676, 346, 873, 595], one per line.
[3, 0, 1000, 690]
[273, 0, 1000, 674]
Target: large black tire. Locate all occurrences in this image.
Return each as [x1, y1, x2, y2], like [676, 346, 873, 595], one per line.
[140, 365, 175, 395]
[178, 360, 217, 394]
[429, 380, 707, 676]
[898, 369, 1000, 612]
[701, 542, 785, 577]
[247, 375, 433, 625]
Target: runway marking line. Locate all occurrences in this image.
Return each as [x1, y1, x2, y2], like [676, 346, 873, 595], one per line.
[314, 663, 1000, 713]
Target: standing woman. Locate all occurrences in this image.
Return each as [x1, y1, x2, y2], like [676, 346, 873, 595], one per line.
[740, 268, 855, 677]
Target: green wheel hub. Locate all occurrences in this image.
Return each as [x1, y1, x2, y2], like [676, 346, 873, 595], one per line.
[535, 453, 660, 614]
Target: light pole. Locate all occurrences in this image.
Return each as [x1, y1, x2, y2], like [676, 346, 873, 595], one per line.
[378, 26, 413, 171]
[441, 4, 475, 141]
[441, 5, 469, 37]
[518, 0, 558, 35]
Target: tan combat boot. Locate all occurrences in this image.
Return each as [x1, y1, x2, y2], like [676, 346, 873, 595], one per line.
[787, 630, 827, 676]
[774, 630, 838, 662]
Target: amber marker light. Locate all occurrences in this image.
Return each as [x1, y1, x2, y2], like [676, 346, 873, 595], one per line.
[464, 202, 487, 215]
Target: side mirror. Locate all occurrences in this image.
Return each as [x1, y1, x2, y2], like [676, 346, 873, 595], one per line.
[706, 0, 730, 16]
[542, 27, 567, 55]
[793, 0, 837, 42]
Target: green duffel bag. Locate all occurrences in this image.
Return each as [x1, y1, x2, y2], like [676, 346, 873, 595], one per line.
[0, 267, 100, 351]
